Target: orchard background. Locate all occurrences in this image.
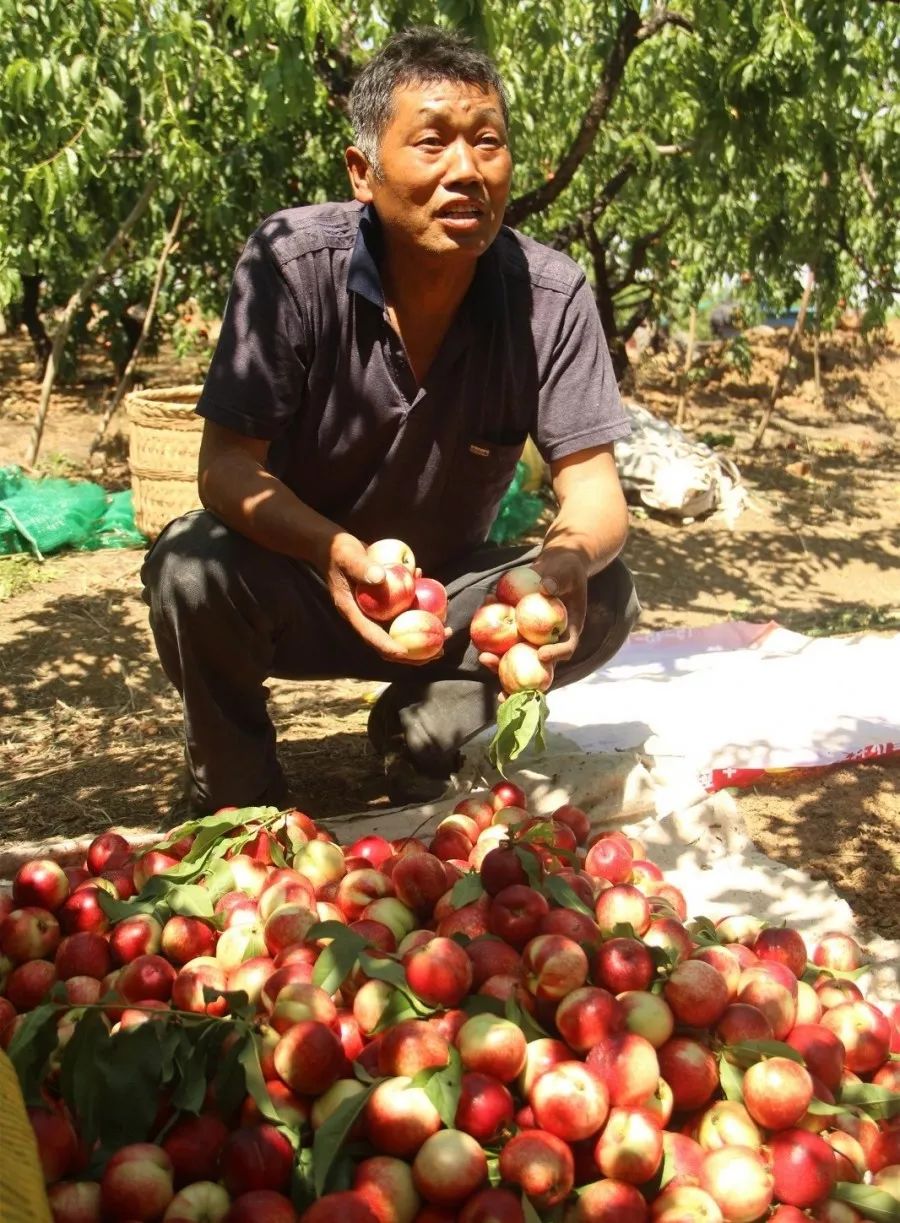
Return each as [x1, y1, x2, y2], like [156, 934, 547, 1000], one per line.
[1, 4, 899, 925]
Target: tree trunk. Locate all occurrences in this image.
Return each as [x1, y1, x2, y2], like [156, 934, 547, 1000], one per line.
[24, 181, 156, 469]
[583, 227, 630, 384]
[505, 8, 643, 228]
[675, 307, 697, 426]
[92, 201, 184, 452]
[20, 274, 52, 378]
[751, 269, 816, 451]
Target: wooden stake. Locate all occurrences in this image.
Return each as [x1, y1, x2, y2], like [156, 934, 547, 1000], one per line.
[674, 306, 697, 427]
[91, 201, 185, 453]
[751, 269, 815, 451]
[24, 180, 156, 469]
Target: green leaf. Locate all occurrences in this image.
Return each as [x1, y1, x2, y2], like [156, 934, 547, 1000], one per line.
[611, 922, 639, 941]
[156, 807, 260, 854]
[514, 845, 543, 889]
[451, 872, 485, 909]
[203, 859, 237, 903]
[163, 884, 215, 919]
[90, 1023, 177, 1146]
[460, 994, 507, 1019]
[312, 927, 369, 996]
[830, 1183, 900, 1223]
[805, 961, 870, 983]
[542, 874, 595, 918]
[312, 1082, 377, 1197]
[307, 920, 359, 944]
[211, 1024, 252, 1122]
[58, 1008, 110, 1142]
[489, 690, 548, 775]
[688, 916, 722, 944]
[412, 1047, 462, 1128]
[357, 953, 435, 1017]
[371, 989, 421, 1032]
[805, 1096, 848, 1116]
[97, 889, 158, 922]
[726, 1040, 806, 1067]
[169, 1028, 210, 1116]
[237, 1032, 296, 1132]
[292, 1145, 317, 1212]
[7, 1003, 60, 1106]
[717, 1053, 745, 1102]
[522, 1192, 544, 1223]
[838, 1080, 900, 1121]
[504, 995, 548, 1042]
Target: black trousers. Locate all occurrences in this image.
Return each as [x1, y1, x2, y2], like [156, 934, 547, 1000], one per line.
[141, 511, 640, 810]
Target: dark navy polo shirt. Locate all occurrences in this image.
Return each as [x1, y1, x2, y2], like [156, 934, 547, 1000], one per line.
[196, 201, 630, 572]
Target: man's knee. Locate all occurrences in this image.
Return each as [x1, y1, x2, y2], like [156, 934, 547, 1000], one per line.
[587, 557, 641, 636]
[140, 509, 288, 636]
[560, 558, 639, 684]
[141, 510, 230, 618]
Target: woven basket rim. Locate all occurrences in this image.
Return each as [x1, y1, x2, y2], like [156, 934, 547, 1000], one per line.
[126, 385, 205, 402]
[127, 388, 205, 427]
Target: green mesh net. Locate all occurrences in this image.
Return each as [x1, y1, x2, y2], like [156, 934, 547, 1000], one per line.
[488, 460, 547, 545]
[0, 468, 147, 559]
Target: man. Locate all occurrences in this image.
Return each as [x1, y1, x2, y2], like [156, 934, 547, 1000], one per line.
[142, 27, 639, 814]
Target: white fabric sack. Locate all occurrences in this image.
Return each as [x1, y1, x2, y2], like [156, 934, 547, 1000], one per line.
[615, 401, 744, 520]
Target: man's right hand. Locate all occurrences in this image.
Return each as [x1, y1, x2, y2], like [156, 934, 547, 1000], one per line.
[196, 427, 444, 666]
[323, 532, 448, 665]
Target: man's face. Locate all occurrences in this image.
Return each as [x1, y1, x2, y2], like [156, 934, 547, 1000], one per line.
[348, 79, 513, 261]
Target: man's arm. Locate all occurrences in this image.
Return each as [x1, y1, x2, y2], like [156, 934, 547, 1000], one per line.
[198, 420, 424, 664]
[531, 442, 628, 667]
[476, 443, 627, 675]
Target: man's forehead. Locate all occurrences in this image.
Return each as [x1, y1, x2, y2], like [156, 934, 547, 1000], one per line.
[391, 78, 503, 119]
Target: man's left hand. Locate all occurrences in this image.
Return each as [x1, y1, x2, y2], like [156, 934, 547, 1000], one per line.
[476, 547, 588, 677]
[531, 547, 588, 666]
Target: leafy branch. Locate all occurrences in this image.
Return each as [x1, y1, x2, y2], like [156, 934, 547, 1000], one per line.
[505, 7, 691, 228]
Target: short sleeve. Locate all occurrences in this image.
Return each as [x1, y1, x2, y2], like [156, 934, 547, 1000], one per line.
[534, 275, 631, 463]
[195, 233, 308, 440]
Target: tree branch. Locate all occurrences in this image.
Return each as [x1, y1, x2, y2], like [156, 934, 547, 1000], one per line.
[834, 221, 900, 297]
[550, 162, 637, 251]
[857, 160, 878, 204]
[90, 201, 186, 453]
[751, 268, 815, 450]
[505, 7, 644, 228]
[25, 180, 157, 469]
[612, 223, 673, 293]
[638, 7, 694, 40]
[621, 296, 656, 343]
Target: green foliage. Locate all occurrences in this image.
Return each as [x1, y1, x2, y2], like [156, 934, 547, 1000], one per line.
[489, 689, 548, 775]
[831, 1184, 900, 1223]
[1, 0, 898, 370]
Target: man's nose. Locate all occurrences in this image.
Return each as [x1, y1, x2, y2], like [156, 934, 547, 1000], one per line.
[445, 136, 482, 183]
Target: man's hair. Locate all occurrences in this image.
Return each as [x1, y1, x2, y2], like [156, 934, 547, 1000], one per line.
[349, 27, 509, 173]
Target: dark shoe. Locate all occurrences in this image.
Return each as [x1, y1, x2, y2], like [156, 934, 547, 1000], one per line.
[367, 687, 404, 757]
[384, 749, 455, 806]
[165, 763, 291, 828]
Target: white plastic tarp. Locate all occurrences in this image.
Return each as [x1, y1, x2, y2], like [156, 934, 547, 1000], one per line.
[542, 620, 900, 790]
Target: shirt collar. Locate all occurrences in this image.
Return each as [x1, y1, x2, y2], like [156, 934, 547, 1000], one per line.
[347, 201, 504, 328]
[347, 203, 386, 309]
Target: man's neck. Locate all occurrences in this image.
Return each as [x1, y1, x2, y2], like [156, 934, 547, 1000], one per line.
[380, 240, 477, 324]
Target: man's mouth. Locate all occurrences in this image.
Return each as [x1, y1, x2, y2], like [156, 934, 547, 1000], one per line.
[438, 201, 486, 219]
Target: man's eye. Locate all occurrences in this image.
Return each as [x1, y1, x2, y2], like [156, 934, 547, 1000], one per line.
[418, 136, 443, 147]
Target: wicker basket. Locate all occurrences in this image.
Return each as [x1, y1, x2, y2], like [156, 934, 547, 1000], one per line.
[127, 386, 205, 540]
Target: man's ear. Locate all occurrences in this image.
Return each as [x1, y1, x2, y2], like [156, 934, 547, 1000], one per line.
[345, 147, 374, 202]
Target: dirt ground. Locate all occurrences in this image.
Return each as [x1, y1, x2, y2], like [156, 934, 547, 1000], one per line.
[1, 324, 898, 939]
